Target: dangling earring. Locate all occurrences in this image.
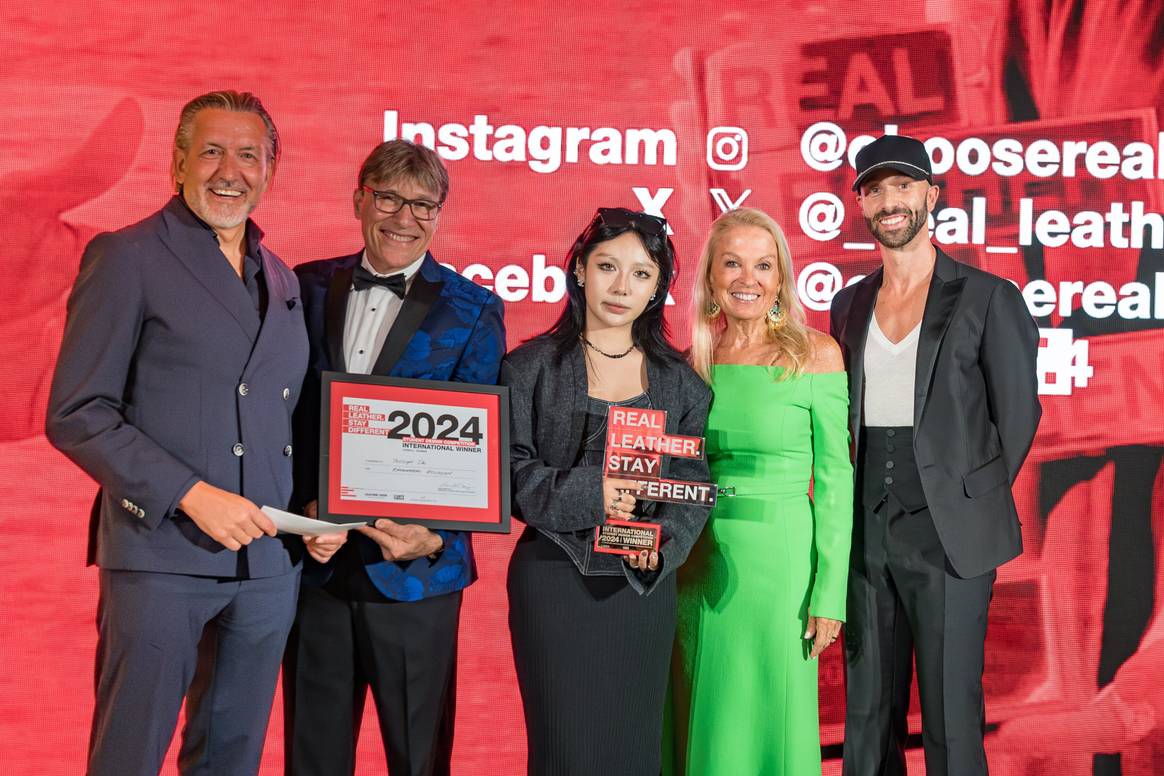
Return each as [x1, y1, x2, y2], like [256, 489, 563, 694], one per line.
[650, 293, 657, 301]
[575, 273, 585, 287]
[706, 301, 721, 318]
[767, 299, 787, 329]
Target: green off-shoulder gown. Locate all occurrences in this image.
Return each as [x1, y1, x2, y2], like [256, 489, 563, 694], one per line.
[665, 365, 853, 775]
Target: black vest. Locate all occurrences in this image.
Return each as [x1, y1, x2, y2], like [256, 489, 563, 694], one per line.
[858, 426, 927, 511]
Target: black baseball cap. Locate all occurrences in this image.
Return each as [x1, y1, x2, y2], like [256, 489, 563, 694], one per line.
[852, 135, 933, 192]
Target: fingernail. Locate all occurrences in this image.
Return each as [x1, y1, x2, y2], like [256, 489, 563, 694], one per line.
[804, 631, 812, 639]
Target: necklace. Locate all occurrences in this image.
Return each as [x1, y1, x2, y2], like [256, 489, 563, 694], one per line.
[582, 336, 636, 359]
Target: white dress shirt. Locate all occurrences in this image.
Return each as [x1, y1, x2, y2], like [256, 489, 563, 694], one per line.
[863, 314, 921, 427]
[343, 252, 426, 375]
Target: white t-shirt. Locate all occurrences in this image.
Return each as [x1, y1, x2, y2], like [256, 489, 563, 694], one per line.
[863, 314, 921, 427]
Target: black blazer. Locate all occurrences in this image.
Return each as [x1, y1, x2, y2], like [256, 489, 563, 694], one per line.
[829, 248, 1041, 578]
[499, 338, 712, 594]
[291, 251, 506, 601]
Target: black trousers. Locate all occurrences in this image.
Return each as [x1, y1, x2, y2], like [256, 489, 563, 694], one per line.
[282, 548, 462, 776]
[843, 490, 995, 776]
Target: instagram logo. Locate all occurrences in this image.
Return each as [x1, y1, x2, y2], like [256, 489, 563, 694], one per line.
[706, 127, 749, 171]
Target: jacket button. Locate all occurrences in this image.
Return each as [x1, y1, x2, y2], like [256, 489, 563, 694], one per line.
[282, 387, 290, 400]
[238, 383, 249, 397]
[885, 461, 895, 469]
[136, 508, 146, 519]
[884, 476, 894, 485]
[283, 445, 293, 457]
[121, 498, 130, 509]
[886, 429, 896, 437]
[232, 443, 245, 456]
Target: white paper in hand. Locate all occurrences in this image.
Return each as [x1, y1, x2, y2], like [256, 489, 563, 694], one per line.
[261, 506, 367, 536]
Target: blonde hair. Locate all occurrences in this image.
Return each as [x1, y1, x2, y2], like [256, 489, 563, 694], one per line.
[690, 207, 810, 383]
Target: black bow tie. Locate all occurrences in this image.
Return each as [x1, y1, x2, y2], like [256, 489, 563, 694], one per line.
[352, 265, 407, 297]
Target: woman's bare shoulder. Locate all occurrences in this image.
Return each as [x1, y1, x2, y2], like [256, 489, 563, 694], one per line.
[804, 328, 845, 374]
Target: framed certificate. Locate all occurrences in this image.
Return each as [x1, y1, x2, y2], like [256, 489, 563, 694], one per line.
[318, 372, 511, 533]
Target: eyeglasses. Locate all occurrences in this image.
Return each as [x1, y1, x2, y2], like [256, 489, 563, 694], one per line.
[595, 207, 668, 236]
[360, 186, 443, 221]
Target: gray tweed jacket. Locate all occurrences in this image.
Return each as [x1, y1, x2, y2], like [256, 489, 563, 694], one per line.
[499, 337, 712, 594]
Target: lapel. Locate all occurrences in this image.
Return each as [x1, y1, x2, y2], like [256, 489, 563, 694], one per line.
[372, 253, 444, 376]
[842, 269, 881, 444]
[642, 357, 670, 478]
[158, 197, 260, 342]
[643, 358, 665, 422]
[323, 253, 361, 372]
[567, 345, 589, 462]
[913, 248, 966, 427]
[246, 244, 290, 365]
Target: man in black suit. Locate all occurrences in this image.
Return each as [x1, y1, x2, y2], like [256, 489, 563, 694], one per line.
[830, 135, 1041, 776]
[46, 91, 308, 775]
[282, 140, 505, 776]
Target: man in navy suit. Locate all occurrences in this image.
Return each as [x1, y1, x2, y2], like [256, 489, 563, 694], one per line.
[283, 140, 505, 776]
[46, 91, 309, 776]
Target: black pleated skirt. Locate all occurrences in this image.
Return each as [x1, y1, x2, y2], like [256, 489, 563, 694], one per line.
[507, 527, 677, 776]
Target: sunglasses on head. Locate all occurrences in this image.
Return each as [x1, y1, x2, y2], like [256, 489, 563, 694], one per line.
[594, 207, 668, 236]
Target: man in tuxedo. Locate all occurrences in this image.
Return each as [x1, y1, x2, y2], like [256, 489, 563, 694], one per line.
[283, 139, 505, 776]
[829, 135, 1041, 776]
[46, 91, 308, 776]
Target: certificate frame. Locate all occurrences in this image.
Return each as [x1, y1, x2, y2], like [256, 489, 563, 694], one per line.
[318, 372, 511, 533]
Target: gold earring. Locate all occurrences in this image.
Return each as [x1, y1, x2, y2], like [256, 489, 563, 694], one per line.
[767, 299, 787, 329]
[707, 301, 721, 318]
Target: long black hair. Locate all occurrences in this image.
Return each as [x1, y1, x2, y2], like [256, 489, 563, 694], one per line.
[536, 208, 683, 364]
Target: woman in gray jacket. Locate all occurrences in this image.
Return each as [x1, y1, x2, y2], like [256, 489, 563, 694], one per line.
[500, 208, 712, 776]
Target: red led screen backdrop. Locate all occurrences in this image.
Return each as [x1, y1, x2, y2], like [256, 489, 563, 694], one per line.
[3, 1, 1163, 773]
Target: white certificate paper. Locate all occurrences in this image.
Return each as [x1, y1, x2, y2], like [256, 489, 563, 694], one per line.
[338, 397, 489, 509]
[261, 506, 366, 536]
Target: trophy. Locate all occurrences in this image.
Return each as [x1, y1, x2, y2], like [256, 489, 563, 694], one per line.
[594, 406, 716, 556]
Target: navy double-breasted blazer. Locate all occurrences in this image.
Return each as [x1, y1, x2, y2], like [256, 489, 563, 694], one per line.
[47, 196, 309, 578]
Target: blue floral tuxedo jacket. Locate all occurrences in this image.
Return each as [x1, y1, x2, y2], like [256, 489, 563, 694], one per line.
[292, 251, 505, 601]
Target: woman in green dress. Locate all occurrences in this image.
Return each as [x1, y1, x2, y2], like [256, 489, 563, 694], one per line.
[666, 207, 853, 774]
